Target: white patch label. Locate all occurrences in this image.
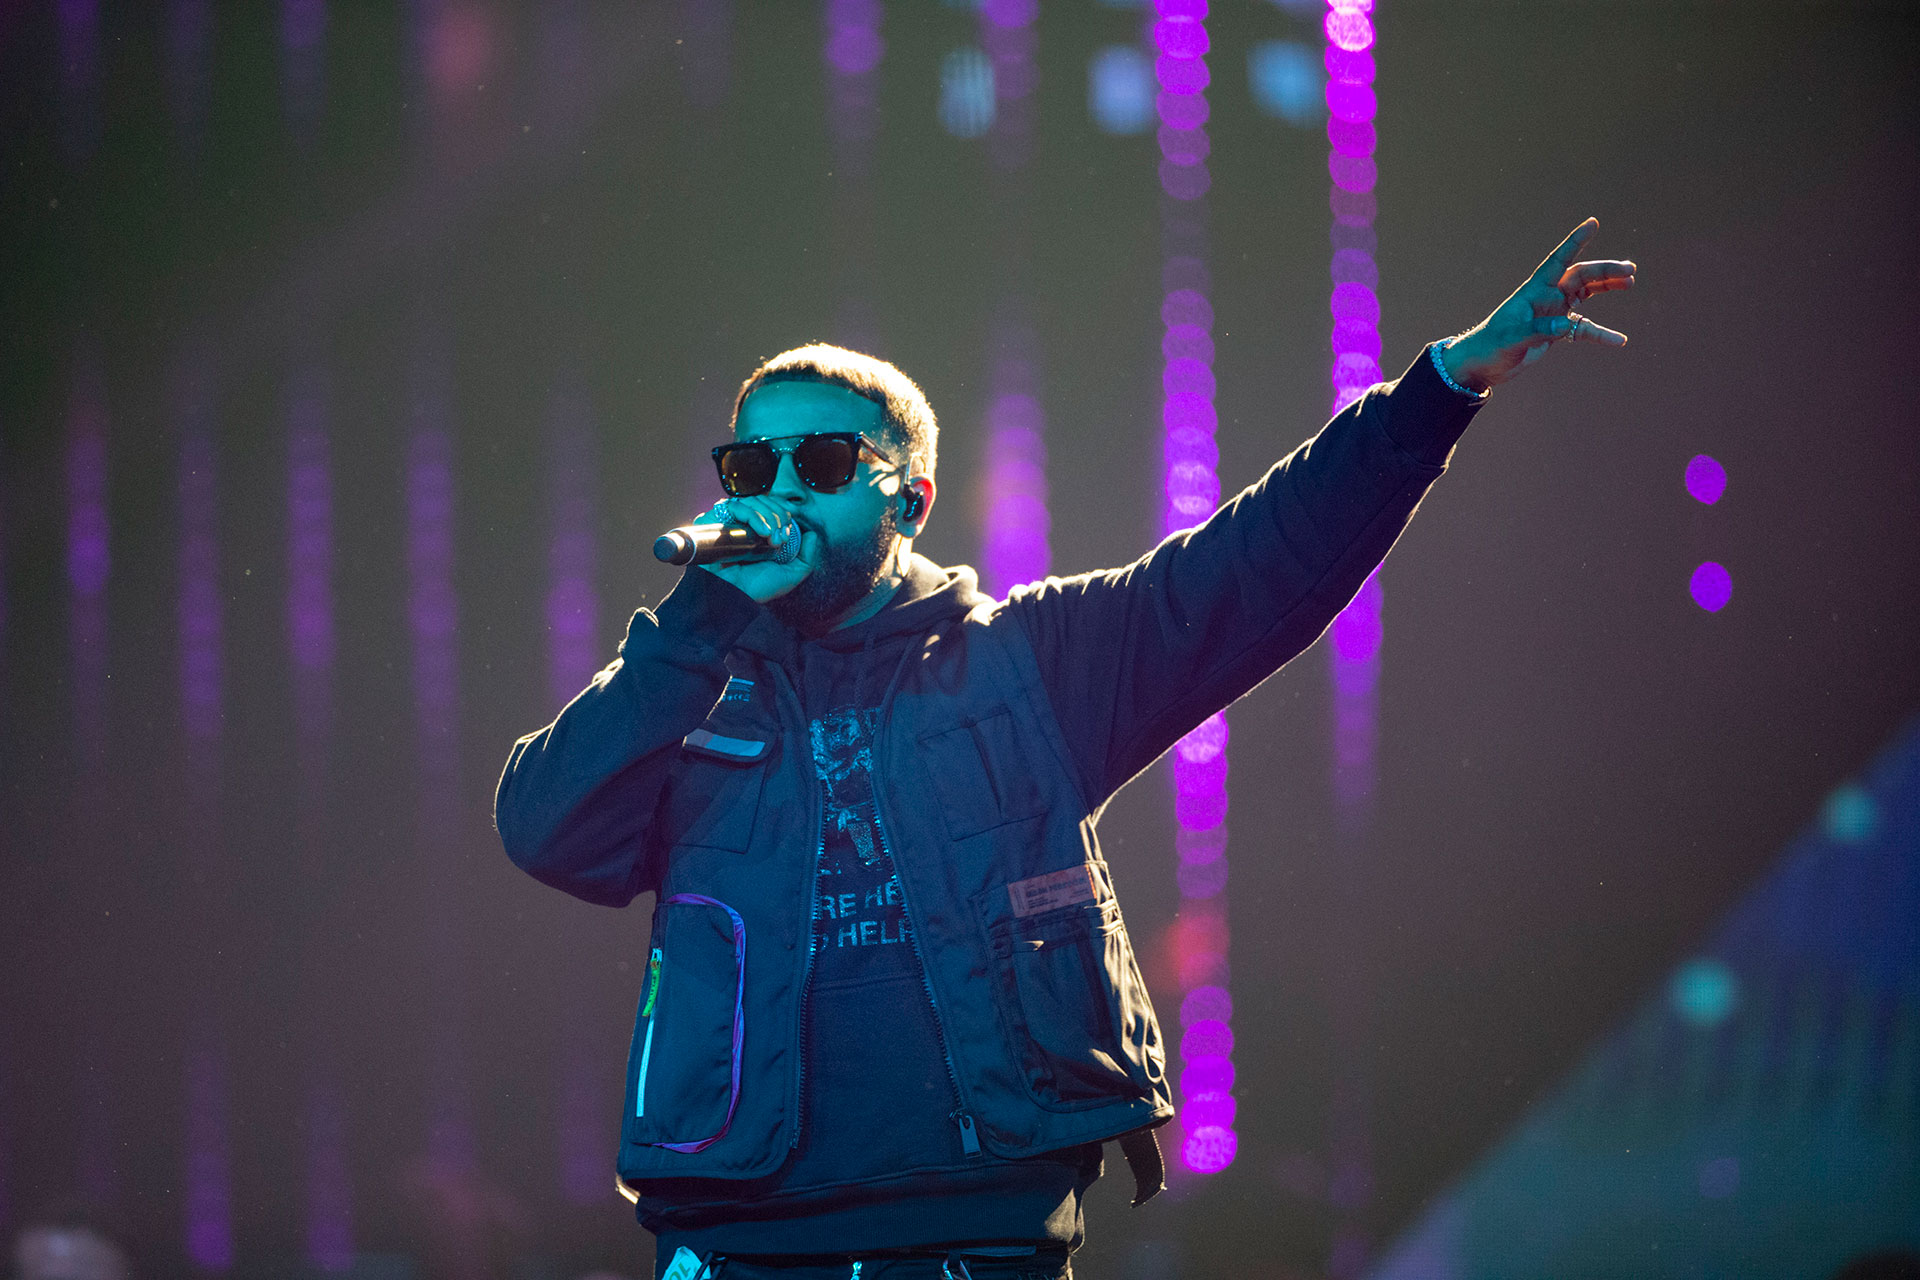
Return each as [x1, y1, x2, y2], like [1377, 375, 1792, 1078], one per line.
[1007, 866, 1098, 918]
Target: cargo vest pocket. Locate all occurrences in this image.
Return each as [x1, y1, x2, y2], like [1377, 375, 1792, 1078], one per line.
[980, 895, 1152, 1108]
[624, 894, 746, 1153]
[659, 724, 770, 853]
[919, 710, 1047, 841]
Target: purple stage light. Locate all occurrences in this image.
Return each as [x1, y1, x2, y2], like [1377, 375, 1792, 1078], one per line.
[1176, 858, 1229, 899]
[1181, 1092, 1236, 1131]
[58, 0, 101, 162]
[1179, 1055, 1234, 1098]
[1690, 561, 1733, 612]
[1156, 0, 1235, 1174]
[1685, 453, 1726, 505]
[174, 339, 233, 1273]
[67, 358, 109, 782]
[305, 1080, 353, 1270]
[1324, 8, 1374, 53]
[1181, 985, 1232, 1025]
[1181, 1019, 1234, 1058]
[179, 409, 222, 771]
[1325, 79, 1376, 123]
[282, 0, 327, 142]
[408, 333, 475, 1183]
[1182, 1124, 1238, 1175]
[1176, 826, 1228, 871]
[545, 385, 600, 712]
[1323, 5, 1381, 1260]
[167, 0, 214, 153]
[185, 1043, 233, 1271]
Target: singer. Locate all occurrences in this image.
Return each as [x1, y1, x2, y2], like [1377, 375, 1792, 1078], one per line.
[495, 221, 1634, 1278]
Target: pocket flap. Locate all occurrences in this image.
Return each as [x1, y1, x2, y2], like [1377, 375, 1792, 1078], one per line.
[683, 727, 768, 763]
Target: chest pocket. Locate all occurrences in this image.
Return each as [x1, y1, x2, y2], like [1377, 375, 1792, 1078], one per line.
[917, 708, 1048, 841]
[658, 712, 773, 853]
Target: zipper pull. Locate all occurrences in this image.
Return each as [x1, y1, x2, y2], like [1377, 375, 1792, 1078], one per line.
[952, 1111, 981, 1157]
[642, 947, 663, 1017]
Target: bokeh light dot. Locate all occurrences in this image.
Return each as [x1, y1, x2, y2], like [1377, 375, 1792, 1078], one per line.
[1669, 957, 1740, 1027]
[1685, 453, 1727, 505]
[1689, 561, 1732, 612]
[1822, 783, 1879, 843]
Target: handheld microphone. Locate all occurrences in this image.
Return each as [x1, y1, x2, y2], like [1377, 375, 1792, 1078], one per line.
[653, 522, 799, 567]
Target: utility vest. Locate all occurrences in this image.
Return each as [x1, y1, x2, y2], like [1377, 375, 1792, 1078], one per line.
[614, 597, 1173, 1197]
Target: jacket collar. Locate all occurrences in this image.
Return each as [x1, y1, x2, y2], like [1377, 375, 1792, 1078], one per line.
[730, 554, 990, 664]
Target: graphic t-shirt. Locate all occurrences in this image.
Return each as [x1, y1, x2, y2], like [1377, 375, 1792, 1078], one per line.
[809, 706, 917, 979]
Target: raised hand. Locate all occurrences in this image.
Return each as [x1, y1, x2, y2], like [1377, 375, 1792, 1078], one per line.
[1441, 218, 1636, 394]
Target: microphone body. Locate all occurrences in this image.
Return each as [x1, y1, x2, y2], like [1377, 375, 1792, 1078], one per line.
[654, 522, 791, 567]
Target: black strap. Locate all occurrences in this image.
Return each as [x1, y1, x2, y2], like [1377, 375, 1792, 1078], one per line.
[1116, 1127, 1166, 1206]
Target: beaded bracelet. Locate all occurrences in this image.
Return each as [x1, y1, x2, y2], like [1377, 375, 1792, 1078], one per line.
[1431, 338, 1489, 400]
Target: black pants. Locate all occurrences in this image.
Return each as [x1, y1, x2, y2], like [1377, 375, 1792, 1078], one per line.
[654, 1245, 1073, 1279]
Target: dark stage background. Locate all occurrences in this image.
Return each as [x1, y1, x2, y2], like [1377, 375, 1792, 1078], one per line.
[2, 2, 1916, 1277]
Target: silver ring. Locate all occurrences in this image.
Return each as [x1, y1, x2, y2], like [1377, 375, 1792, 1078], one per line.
[1561, 312, 1584, 341]
[706, 498, 734, 523]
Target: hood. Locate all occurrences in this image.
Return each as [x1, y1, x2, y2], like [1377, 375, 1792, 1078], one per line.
[731, 553, 991, 664]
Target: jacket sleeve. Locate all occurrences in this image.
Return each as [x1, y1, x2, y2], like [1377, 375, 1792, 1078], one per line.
[494, 567, 763, 906]
[1008, 343, 1484, 808]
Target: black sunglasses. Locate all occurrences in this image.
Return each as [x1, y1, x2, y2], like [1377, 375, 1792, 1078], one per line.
[711, 431, 898, 497]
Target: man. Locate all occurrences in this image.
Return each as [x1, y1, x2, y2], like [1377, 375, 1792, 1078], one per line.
[495, 221, 1634, 1278]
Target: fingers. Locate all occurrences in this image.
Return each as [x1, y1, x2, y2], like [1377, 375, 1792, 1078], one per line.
[1526, 217, 1598, 288]
[1558, 259, 1637, 299]
[1531, 312, 1628, 346]
[721, 496, 797, 542]
[1572, 314, 1629, 346]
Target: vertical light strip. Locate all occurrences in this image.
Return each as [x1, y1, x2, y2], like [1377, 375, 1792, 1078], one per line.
[287, 361, 354, 1271]
[166, 0, 215, 157]
[58, 0, 101, 164]
[66, 352, 117, 1206]
[1155, 0, 1237, 1179]
[409, 332, 473, 1179]
[678, 0, 734, 112]
[980, 0, 1037, 171]
[176, 339, 234, 1273]
[977, 0, 1047, 599]
[980, 322, 1049, 597]
[544, 380, 607, 1206]
[823, 0, 884, 347]
[282, 0, 328, 149]
[545, 384, 599, 716]
[1325, 2, 1380, 1272]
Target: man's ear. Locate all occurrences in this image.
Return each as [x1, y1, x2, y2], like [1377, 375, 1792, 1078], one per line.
[899, 475, 935, 536]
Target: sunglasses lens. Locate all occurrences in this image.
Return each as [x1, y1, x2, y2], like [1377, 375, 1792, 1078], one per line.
[794, 435, 857, 490]
[717, 444, 776, 496]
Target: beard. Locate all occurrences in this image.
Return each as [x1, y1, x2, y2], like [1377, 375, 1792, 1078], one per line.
[767, 504, 899, 636]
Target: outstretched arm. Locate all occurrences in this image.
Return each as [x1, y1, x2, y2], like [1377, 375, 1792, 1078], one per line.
[1441, 218, 1636, 393]
[1014, 219, 1637, 806]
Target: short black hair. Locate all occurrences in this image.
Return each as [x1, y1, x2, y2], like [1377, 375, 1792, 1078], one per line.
[731, 344, 939, 479]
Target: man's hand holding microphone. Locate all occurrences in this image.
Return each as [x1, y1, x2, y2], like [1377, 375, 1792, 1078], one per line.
[655, 498, 818, 604]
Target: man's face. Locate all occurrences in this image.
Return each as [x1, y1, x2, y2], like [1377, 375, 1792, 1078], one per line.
[732, 380, 907, 632]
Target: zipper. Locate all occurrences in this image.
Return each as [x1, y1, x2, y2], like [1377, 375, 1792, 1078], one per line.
[785, 663, 828, 1151]
[788, 820, 827, 1149]
[635, 945, 663, 1117]
[867, 760, 982, 1158]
